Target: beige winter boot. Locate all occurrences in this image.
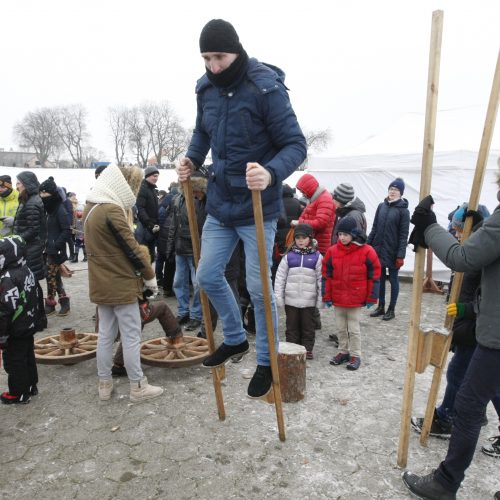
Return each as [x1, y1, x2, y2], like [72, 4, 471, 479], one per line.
[129, 377, 163, 403]
[98, 379, 113, 401]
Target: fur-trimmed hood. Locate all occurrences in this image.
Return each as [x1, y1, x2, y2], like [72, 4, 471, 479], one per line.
[178, 175, 208, 194]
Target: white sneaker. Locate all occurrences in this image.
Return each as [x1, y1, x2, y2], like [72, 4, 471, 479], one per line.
[130, 376, 163, 403]
[98, 379, 113, 401]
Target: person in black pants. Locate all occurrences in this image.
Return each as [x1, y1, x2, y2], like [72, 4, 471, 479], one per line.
[0, 236, 40, 404]
[402, 193, 500, 500]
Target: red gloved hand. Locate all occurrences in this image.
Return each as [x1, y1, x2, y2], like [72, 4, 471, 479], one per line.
[395, 258, 404, 269]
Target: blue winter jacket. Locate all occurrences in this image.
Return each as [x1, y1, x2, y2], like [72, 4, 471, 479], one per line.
[186, 58, 307, 227]
[367, 197, 410, 268]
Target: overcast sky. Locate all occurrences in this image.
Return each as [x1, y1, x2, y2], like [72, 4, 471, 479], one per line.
[1, 0, 499, 160]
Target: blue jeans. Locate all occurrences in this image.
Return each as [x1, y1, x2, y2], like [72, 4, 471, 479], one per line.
[435, 344, 500, 493]
[197, 215, 278, 366]
[378, 267, 400, 308]
[173, 255, 201, 321]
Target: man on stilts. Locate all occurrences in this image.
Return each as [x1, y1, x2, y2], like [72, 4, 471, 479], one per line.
[176, 19, 306, 399]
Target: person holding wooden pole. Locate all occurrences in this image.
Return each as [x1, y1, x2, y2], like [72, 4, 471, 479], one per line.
[402, 190, 500, 500]
[176, 19, 306, 398]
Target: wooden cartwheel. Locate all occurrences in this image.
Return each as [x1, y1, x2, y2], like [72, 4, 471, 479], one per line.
[140, 335, 210, 368]
[35, 327, 98, 365]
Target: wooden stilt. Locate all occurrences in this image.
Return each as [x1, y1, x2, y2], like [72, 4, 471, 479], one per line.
[252, 190, 286, 441]
[183, 179, 226, 421]
[420, 47, 500, 445]
[397, 10, 443, 468]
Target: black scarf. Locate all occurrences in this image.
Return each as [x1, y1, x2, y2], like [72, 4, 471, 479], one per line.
[206, 50, 249, 89]
[0, 188, 12, 198]
[42, 192, 62, 215]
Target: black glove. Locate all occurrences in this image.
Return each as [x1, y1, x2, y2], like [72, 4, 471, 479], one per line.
[409, 195, 437, 251]
[463, 209, 483, 228]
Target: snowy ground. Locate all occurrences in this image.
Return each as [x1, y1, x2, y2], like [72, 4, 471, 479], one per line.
[1, 263, 498, 500]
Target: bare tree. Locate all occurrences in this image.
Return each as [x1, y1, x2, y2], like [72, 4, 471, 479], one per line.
[14, 108, 61, 167]
[164, 122, 190, 163]
[54, 104, 89, 168]
[128, 106, 152, 169]
[305, 128, 332, 154]
[108, 106, 129, 166]
[141, 101, 173, 166]
[82, 146, 105, 169]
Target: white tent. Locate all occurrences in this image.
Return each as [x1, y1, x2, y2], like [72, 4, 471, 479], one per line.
[301, 149, 500, 281]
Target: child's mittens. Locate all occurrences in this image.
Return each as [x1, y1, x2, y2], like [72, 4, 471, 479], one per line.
[324, 301, 333, 308]
[447, 302, 465, 319]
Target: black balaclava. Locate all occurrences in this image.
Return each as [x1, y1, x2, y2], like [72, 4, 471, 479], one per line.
[199, 19, 249, 88]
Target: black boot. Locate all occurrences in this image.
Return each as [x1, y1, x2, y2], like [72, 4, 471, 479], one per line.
[402, 470, 456, 500]
[57, 297, 70, 316]
[202, 340, 249, 368]
[44, 298, 57, 316]
[383, 307, 395, 321]
[370, 305, 385, 318]
[247, 365, 273, 398]
[71, 254, 78, 263]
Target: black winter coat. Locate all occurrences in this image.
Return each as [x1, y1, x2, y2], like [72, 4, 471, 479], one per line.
[367, 197, 410, 268]
[0, 236, 39, 339]
[166, 195, 206, 258]
[136, 179, 159, 231]
[275, 186, 303, 254]
[44, 193, 71, 265]
[157, 194, 177, 256]
[13, 172, 47, 280]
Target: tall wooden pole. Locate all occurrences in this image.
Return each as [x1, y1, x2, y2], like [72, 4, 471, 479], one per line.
[397, 10, 443, 468]
[252, 190, 286, 442]
[420, 47, 500, 445]
[182, 179, 226, 421]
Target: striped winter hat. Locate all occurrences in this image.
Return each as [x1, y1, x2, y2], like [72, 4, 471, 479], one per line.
[332, 183, 355, 205]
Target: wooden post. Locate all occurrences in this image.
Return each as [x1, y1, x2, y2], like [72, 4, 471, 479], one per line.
[277, 342, 307, 403]
[252, 190, 286, 442]
[397, 10, 443, 468]
[182, 178, 226, 421]
[422, 249, 444, 294]
[420, 47, 500, 445]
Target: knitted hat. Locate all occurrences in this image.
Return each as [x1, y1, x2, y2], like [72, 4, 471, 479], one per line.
[452, 204, 467, 230]
[336, 216, 357, 235]
[388, 177, 405, 195]
[0, 175, 12, 189]
[39, 176, 58, 195]
[144, 165, 159, 179]
[333, 183, 355, 205]
[199, 19, 242, 54]
[294, 223, 313, 238]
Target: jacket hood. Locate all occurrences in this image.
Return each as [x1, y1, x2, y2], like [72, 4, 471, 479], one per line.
[196, 58, 286, 94]
[120, 166, 144, 197]
[0, 235, 27, 272]
[17, 171, 40, 196]
[179, 175, 208, 194]
[385, 197, 409, 209]
[336, 197, 366, 216]
[296, 174, 319, 199]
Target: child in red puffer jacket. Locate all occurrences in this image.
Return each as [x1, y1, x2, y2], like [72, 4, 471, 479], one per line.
[322, 216, 381, 370]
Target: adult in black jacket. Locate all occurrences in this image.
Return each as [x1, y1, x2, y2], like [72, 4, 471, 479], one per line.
[272, 184, 303, 283]
[156, 184, 178, 296]
[0, 236, 40, 404]
[367, 177, 410, 321]
[13, 171, 47, 331]
[136, 166, 160, 262]
[166, 175, 207, 331]
[39, 177, 72, 317]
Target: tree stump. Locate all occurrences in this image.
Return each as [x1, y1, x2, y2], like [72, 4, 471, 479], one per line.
[277, 342, 306, 403]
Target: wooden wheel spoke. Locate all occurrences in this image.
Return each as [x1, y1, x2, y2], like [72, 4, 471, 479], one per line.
[140, 335, 209, 367]
[35, 333, 98, 365]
